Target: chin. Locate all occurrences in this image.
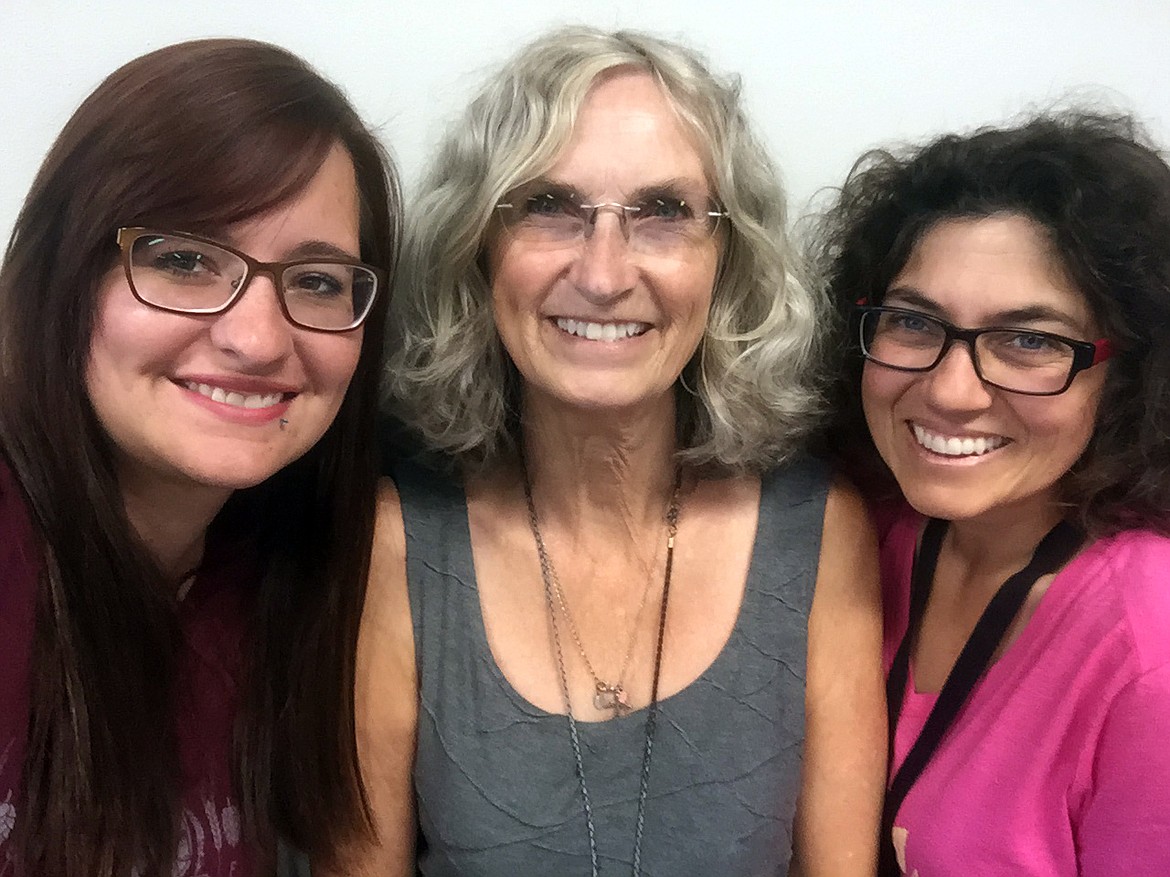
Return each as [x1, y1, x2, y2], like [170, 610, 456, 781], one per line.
[905, 496, 1019, 526]
[543, 376, 669, 414]
[898, 485, 985, 522]
[191, 468, 278, 492]
[180, 452, 301, 492]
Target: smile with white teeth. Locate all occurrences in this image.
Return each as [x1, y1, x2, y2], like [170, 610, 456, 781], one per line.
[913, 424, 1008, 457]
[185, 381, 285, 410]
[556, 317, 649, 341]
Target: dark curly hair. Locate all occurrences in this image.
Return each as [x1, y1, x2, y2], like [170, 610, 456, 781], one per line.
[814, 110, 1170, 536]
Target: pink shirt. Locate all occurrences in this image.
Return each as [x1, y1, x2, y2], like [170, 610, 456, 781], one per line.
[881, 505, 1170, 877]
[0, 461, 259, 876]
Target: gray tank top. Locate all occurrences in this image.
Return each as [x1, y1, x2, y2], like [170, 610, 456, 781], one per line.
[398, 456, 829, 877]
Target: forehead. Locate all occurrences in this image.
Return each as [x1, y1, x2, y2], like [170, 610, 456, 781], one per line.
[544, 69, 711, 195]
[219, 143, 361, 255]
[890, 214, 1096, 330]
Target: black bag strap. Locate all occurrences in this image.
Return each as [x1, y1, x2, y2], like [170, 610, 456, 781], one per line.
[877, 517, 1083, 876]
[883, 517, 947, 774]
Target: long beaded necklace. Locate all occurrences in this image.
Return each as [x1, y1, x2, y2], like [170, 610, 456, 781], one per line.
[522, 467, 682, 877]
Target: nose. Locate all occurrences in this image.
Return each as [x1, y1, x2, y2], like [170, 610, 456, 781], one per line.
[584, 203, 633, 241]
[207, 271, 294, 368]
[567, 210, 638, 304]
[923, 339, 995, 410]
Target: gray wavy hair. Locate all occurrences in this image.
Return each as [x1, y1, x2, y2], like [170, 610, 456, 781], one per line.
[385, 25, 829, 473]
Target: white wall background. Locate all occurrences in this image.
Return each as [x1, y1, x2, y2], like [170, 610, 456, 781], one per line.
[3, 0, 1169, 246]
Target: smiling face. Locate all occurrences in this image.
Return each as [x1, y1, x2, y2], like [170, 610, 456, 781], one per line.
[86, 142, 365, 501]
[485, 69, 720, 416]
[861, 213, 1107, 525]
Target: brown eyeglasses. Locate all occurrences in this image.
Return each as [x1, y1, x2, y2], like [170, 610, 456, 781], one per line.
[116, 227, 383, 332]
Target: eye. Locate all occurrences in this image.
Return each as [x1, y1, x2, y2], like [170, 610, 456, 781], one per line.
[983, 329, 1073, 367]
[287, 267, 346, 297]
[635, 196, 694, 222]
[868, 309, 945, 351]
[152, 249, 217, 277]
[522, 192, 577, 219]
[895, 314, 930, 331]
[1006, 331, 1058, 351]
[879, 310, 934, 333]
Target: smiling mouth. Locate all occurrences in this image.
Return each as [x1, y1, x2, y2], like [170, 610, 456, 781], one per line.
[555, 317, 650, 341]
[912, 423, 1009, 457]
[183, 381, 289, 410]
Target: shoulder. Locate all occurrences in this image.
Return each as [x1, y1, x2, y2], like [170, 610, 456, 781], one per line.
[819, 477, 879, 553]
[798, 476, 886, 874]
[389, 457, 467, 534]
[373, 479, 406, 557]
[751, 455, 833, 556]
[336, 478, 418, 876]
[0, 457, 40, 574]
[761, 451, 833, 498]
[1080, 530, 1170, 672]
[823, 476, 868, 529]
[0, 455, 13, 497]
[1089, 528, 1170, 584]
[873, 500, 922, 657]
[362, 480, 412, 686]
[0, 457, 30, 530]
[356, 479, 415, 741]
[815, 476, 881, 608]
[371, 481, 410, 597]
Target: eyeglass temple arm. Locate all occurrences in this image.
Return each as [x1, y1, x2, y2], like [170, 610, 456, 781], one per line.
[1091, 338, 1114, 365]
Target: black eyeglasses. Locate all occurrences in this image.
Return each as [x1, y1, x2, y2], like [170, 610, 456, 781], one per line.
[116, 227, 384, 332]
[855, 305, 1114, 396]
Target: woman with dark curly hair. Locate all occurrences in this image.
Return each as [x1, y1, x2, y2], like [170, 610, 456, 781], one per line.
[818, 111, 1170, 875]
[0, 39, 399, 876]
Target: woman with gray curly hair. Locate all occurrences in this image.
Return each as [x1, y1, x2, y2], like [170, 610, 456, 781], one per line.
[339, 26, 884, 877]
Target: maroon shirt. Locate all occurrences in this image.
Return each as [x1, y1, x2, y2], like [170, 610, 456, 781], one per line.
[0, 461, 260, 875]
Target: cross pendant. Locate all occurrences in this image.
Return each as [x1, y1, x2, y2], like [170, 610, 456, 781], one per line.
[593, 683, 631, 717]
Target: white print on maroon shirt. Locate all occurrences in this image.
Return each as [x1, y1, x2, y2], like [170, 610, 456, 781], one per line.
[0, 747, 244, 877]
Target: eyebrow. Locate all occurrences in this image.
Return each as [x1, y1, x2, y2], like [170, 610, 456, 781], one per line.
[883, 286, 1088, 330]
[627, 177, 709, 202]
[532, 175, 710, 203]
[282, 240, 362, 262]
[518, 178, 578, 198]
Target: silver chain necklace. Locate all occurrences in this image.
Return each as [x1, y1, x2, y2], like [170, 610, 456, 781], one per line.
[522, 467, 682, 877]
[547, 543, 659, 717]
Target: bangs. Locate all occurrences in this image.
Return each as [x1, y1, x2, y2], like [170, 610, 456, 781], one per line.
[120, 119, 337, 239]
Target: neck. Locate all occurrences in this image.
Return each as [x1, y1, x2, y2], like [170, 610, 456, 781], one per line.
[944, 495, 1068, 580]
[119, 470, 232, 583]
[519, 387, 680, 538]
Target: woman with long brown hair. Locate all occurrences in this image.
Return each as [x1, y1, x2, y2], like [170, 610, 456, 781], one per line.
[0, 39, 399, 876]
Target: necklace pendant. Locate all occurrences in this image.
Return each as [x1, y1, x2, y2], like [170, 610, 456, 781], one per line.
[593, 682, 626, 714]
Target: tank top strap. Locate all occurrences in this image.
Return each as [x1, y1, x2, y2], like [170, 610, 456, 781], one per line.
[394, 461, 487, 700]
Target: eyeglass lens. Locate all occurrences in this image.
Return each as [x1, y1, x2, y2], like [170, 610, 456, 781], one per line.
[127, 232, 376, 331]
[498, 186, 722, 254]
[860, 309, 1078, 394]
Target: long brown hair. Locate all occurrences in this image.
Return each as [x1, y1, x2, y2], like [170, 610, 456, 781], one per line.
[0, 38, 400, 874]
